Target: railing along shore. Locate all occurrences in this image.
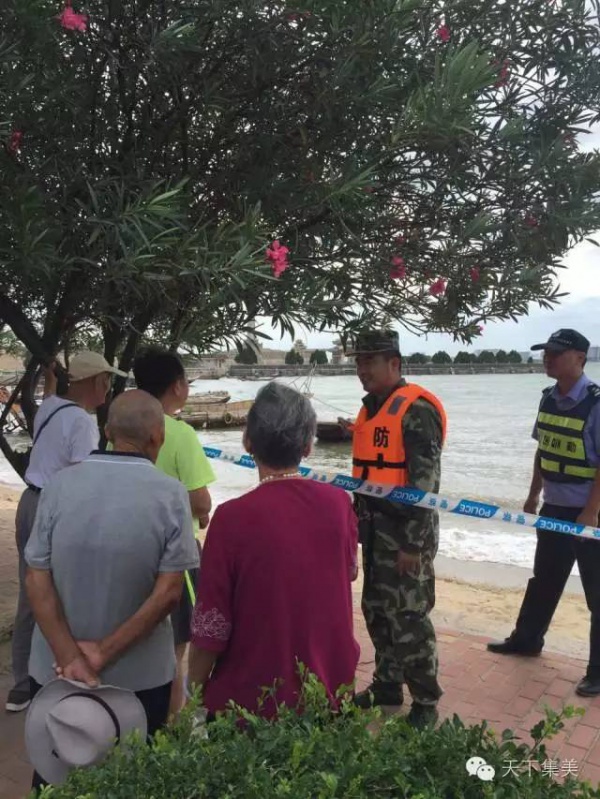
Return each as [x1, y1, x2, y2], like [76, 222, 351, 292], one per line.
[0, 362, 551, 386]
[228, 363, 547, 378]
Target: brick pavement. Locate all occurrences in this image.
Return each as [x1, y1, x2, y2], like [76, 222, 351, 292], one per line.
[1, 615, 600, 797]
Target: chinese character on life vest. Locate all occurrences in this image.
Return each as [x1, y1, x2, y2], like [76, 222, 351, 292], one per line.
[373, 426, 390, 448]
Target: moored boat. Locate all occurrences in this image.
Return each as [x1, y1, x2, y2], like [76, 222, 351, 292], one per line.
[185, 391, 230, 406]
[181, 398, 253, 429]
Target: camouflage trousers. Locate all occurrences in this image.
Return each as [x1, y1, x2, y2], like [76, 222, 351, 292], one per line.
[361, 529, 443, 706]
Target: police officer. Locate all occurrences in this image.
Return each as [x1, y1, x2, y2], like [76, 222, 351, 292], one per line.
[343, 330, 447, 727]
[488, 329, 600, 696]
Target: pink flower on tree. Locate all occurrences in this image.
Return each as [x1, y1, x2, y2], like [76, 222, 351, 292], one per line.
[57, 1, 88, 32]
[266, 240, 290, 278]
[394, 235, 406, 245]
[494, 59, 510, 87]
[469, 266, 480, 282]
[436, 25, 450, 43]
[7, 130, 23, 154]
[524, 213, 539, 228]
[477, 325, 484, 335]
[390, 256, 407, 280]
[429, 278, 446, 296]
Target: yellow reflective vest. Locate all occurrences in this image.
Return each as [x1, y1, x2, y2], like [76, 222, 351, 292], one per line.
[536, 383, 600, 484]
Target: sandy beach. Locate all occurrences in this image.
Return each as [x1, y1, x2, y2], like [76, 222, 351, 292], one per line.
[0, 482, 591, 663]
[0, 485, 20, 641]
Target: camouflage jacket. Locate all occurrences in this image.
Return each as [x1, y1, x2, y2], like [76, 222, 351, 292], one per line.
[354, 379, 443, 554]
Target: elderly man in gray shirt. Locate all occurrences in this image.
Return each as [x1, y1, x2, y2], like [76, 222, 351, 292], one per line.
[488, 329, 600, 697]
[25, 389, 199, 787]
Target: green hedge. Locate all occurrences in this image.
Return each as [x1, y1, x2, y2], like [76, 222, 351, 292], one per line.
[40, 676, 600, 798]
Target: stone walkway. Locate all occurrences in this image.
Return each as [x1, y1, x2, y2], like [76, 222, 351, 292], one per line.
[1, 615, 600, 797]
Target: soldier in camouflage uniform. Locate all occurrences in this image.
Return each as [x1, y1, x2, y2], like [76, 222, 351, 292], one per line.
[343, 330, 445, 728]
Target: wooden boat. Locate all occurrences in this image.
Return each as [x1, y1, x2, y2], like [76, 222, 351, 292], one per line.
[185, 391, 230, 407]
[181, 399, 253, 429]
[316, 421, 353, 443]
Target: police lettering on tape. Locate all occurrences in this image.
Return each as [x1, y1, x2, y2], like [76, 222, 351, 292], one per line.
[203, 446, 600, 542]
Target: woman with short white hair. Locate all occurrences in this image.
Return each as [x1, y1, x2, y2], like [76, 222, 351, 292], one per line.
[188, 382, 359, 717]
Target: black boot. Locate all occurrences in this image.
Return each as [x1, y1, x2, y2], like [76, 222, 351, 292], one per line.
[406, 703, 438, 730]
[487, 634, 542, 656]
[576, 674, 600, 697]
[353, 681, 404, 709]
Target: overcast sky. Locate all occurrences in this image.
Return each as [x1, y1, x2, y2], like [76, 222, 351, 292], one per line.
[263, 234, 600, 356]
[265, 128, 600, 356]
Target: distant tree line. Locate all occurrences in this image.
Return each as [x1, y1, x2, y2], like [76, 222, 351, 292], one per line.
[406, 350, 529, 365]
[231, 346, 534, 368]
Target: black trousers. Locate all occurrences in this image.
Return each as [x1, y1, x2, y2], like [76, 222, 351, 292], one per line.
[30, 677, 172, 791]
[513, 504, 600, 677]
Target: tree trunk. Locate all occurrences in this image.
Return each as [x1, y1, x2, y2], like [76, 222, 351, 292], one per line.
[96, 307, 156, 446]
[96, 322, 124, 446]
[0, 369, 35, 478]
[19, 360, 41, 435]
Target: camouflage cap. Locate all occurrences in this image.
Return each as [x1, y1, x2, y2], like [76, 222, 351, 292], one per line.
[345, 330, 400, 356]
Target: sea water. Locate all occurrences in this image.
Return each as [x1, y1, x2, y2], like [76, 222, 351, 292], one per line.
[2, 364, 599, 572]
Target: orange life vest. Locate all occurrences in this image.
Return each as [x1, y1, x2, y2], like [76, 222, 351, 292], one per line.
[351, 384, 447, 485]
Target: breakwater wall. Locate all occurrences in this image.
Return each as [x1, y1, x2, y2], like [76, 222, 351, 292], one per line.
[228, 363, 547, 378]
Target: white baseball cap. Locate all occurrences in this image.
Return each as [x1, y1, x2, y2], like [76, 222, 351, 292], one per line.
[25, 679, 147, 786]
[68, 351, 129, 382]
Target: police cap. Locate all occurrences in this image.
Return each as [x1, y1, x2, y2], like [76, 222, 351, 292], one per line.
[345, 330, 400, 356]
[530, 329, 590, 354]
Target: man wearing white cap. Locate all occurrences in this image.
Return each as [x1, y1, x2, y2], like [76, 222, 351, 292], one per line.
[7, 351, 127, 714]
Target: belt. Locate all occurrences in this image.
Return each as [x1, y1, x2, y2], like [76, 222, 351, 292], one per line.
[26, 483, 42, 494]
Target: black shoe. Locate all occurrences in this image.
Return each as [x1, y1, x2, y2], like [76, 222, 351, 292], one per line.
[353, 681, 404, 709]
[576, 676, 600, 697]
[406, 703, 438, 730]
[487, 637, 542, 657]
[5, 687, 31, 713]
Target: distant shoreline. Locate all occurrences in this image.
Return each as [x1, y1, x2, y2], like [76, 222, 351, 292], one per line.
[228, 363, 547, 378]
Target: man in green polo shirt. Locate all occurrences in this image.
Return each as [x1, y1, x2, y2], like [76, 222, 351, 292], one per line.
[133, 348, 215, 716]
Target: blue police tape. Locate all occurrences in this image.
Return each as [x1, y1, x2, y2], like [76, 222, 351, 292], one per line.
[202, 445, 600, 542]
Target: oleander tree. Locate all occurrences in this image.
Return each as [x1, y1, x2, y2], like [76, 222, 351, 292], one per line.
[2, 0, 600, 474]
